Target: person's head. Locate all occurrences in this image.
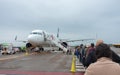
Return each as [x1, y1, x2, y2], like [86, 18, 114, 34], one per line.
[80, 44, 83, 46]
[95, 43, 112, 59]
[80, 44, 83, 48]
[91, 43, 94, 47]
[96, 39, 104, 46]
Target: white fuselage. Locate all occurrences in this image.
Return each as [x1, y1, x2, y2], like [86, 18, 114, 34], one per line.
[28, 30, 54, 46]
[27, 30, 68, 52]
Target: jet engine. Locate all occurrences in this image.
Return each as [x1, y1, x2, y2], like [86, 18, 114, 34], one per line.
[26, 43, 32, 48]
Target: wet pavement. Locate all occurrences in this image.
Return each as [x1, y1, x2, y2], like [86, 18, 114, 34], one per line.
[0, 51, 84, 75]
[0, 47, 119, 75]
[0, 70, 83, 75]
[111, 47, 120, 55]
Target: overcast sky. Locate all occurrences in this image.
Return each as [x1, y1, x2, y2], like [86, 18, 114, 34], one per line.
[0, 0, 120, 46]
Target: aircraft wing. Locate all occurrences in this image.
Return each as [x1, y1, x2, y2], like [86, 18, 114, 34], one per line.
[60, 38, 95, 42]
[15, 36, 27, 43]
[15, 40, 27, 43]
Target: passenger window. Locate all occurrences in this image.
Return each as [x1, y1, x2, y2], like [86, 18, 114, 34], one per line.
[30, 32, 42, 35]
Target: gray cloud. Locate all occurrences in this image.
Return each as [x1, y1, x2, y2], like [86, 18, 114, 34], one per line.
[0, 0, 120, 45]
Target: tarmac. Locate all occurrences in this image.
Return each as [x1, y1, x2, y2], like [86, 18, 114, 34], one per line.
[0, 51, 84, 75]
[0, 47, 119, 75]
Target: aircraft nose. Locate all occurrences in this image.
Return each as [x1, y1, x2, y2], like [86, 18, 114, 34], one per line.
[28, 35, 36, 43]
[27, 34, 44, 44]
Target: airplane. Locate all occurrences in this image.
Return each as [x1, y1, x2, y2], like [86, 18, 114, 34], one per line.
[15, 29, 95, 52]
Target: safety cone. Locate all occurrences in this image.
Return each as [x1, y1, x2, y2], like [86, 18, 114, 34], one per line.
[70, 55, 76, 72]
[25, 48, 29, 55]
[25, 52, 29, 55]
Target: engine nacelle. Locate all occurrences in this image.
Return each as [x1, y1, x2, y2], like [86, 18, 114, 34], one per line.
[26, 43, 32, 48]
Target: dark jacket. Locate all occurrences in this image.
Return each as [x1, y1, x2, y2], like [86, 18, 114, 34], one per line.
[111, 50, 120, 64]
[85, 49, 96, 67]
[85, 49, 120, 68]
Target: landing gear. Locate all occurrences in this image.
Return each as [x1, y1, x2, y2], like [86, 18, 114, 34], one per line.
[26, 43, 45, 53]
[34, 47, 44, 53]
[39, 47, 44, 51]
[59, 48, 63, 51]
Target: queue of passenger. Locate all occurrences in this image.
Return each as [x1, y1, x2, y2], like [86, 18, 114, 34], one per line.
[74, 43, 96, 67]
[84, 43, 120, 75]
[74, 39, 120, 75]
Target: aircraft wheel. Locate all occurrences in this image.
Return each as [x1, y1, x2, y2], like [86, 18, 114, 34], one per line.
[41, 48, 44, 51]
[39, 48, 44, 51]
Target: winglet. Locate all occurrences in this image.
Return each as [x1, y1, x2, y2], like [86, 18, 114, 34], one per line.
[15, 36, 17, 41]
[57, 28, 59, 38]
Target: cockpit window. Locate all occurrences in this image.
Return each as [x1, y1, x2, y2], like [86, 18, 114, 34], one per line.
[38, 32, 42, 35]
[30, 32, 42, 35]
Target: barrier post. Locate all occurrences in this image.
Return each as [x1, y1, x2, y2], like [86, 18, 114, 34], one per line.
[70, 55, 76, 72]
[25, 48, 29, 55]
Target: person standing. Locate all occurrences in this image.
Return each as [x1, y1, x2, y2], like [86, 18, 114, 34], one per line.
[84, 43, 120, 75]
[96, 39, 120, 64]
[84, 43, 96, 67]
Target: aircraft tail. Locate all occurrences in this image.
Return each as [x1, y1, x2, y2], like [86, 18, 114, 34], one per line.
[15, 36, 17, 41]
[57, 28, 59, 38]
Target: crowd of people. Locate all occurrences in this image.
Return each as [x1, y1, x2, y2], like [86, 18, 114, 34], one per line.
[74, 39, 120, 75]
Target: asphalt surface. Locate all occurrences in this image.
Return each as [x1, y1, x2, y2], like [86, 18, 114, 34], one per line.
[0, 51, 73, 72]
[0, 47, 119, 75]
[111, 47, 120, 56]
